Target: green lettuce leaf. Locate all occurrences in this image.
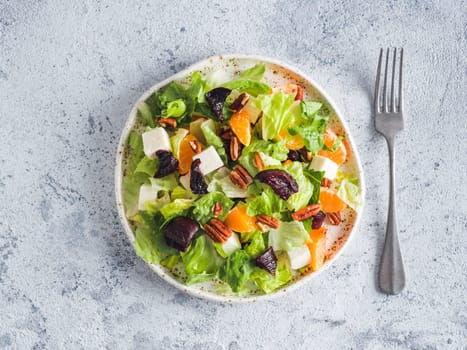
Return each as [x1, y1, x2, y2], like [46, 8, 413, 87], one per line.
[160, 255, 180, 269]
[207, 169, 249, 198]
[288, 101, 329, 153]
[239, 138, 289, 176]
[245, 231, 266, 258]
[123, 131, 149, 217]
[200, 120, 228, 163]
[268, 221, 309, 252]
[135, 156, 158, 176]
[164, 99, 186, 118]
[255, 92, 295, 141]
[187, 71, 207, 103]
[246, 187, 288, 218]
[300, 101, 322, 119]
[251, 255, 292, 293]
[282, 161, 313, 211]
[304, 169, 324, 204]
[240, 64, 266, 81]
[181, 235, 223, 284]
[192, 191, 234, 225]
[223, 79, 271, 96]
[134, 212, 177, 264]
[159, 199, 194, 220]
[149, 174, 178, 192]
[336, 174, 363, 211]
[218, 249, 255, 293]
[137, 101, 156, 127]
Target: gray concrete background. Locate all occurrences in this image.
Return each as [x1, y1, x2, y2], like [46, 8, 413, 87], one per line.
[0, 0, 466, 349]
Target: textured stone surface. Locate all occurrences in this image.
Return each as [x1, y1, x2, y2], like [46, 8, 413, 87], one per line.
[0, 0, 466, 348]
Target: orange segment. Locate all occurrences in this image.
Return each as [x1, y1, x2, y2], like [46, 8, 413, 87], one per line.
[319, 188, 347, 213]
[318, 128, 348, 164]
[279, 128, 304, 150]
[178, 134, 199, 175]
[306, 227, 327, 271]
[225, 204, 258, 233]
[230, 109, 251, 146]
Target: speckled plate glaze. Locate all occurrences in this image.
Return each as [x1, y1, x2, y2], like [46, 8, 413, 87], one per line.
[115, 54, 365, 302]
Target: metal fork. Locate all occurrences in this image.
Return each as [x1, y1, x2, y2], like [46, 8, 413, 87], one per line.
[374, 48, 406, 295]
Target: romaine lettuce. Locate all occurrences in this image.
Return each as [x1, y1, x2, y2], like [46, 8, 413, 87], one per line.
[137, 101, 156, 127]
[200, 120, 228, 163]
[251, 255, 292, 293]
[282, 161, 313, 211]
[303, 169, 324, 204]
[218, 249, 255, 293]
[192, 191, 234, 225]
[245, 231, 266, 258]
[288, 101, 329, 153]
[159, 199, 194, 220]
[164, 99, 186, 118]
[268, 221, 309, 252]
[240, 64, 266, 81]
[181, 235, 222, 284]
[133, 212, 177, 264]
[238, 138, 289, 176]
[135, 156, 158, 176]
[255, 92, 295, 141]
[336, 174, 363, 211]
[223, 79, 270, 96]
[246, 187, 288, 218]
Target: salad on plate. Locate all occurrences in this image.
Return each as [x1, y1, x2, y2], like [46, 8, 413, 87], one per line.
[121, 63, 362, 295]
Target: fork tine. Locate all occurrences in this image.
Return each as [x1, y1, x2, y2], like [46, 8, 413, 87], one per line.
[398, 48, 404, 111]
[390, 48, 397, 112]
[383, 48, 389, 112]
[374, 48, 383, 112]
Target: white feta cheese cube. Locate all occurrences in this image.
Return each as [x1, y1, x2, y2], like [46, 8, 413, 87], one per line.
[179, 173, 191, 190]
[221, 233, 241, 256]
[138, 184, 158, 211]
[287, 245, 311, 270]
[192, 146, 224, 175]
[142, 127, 172, 158]
[310, 155, 339, 180]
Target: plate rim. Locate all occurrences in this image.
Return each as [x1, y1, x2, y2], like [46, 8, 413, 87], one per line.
[114, 53, 366, 303]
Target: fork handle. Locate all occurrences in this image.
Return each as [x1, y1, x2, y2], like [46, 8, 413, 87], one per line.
[379, 136, 406, 294]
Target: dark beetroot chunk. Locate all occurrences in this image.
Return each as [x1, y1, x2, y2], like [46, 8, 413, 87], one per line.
[164, 216, 199, 252]
[256, 247, 277, 275]
[190, 159, 208, 194]
[255, 169, 299, 200]
[154, 150, 179, 178]
[287, 149, 300, 161]
[311, 211, 326, 229]
[205, 87, 231, 122]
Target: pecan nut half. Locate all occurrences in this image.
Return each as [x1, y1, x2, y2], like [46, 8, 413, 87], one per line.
[158, 117, 177, 128]
[230, 92, 250, 112]
[204, 218, 232, 243]
[229, 164, 253, 189]
[327, 212, 341, 225]
[292, 204, 321, 221]
[189, 140, 202, 154]
[212, 202, 223, 217]
[256, 214, 280, 230]
[230, 136, 240, 161]
[253, 152, 264, 171]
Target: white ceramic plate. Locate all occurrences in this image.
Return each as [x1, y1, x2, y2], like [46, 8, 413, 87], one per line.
[115, 54, 365, 302]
